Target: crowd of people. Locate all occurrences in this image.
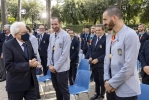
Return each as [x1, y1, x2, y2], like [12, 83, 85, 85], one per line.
[0, 6, 149, 100]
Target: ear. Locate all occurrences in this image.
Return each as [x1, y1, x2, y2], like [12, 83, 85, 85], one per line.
[112, 15, 118, 22]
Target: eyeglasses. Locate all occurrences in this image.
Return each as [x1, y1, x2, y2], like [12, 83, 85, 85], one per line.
[17, 31, 28, 35]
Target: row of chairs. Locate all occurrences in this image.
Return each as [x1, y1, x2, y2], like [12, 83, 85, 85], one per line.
[37, 59, 90, 100]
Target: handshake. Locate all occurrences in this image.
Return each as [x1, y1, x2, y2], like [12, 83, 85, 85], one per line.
[29, 58, 40, 67]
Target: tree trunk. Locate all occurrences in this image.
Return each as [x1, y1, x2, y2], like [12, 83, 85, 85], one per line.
[1, 0, 7, 29]
[46, 0, 51, 29]
[117, 0, 122, 9]
[17, 0, 21, 21]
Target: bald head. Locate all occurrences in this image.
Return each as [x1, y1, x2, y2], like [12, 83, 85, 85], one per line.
[104, 6, 123, 19]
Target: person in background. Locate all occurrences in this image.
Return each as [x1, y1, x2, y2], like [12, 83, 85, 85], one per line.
[89, 24, 106, 100]
[48, 29, 54, 34]
[26, 26, 41, 64]
[68, 29, 80, 85]
[0, 24, 13, 82]
[81, 26, 91, 57]
[38, 25, 50, 75]
[65, 27, 70, 33]
[138, 24, 149, 55]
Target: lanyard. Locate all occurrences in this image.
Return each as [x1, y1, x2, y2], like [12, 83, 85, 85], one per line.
[52, 33, 58, 65]
[109, 34, 116, 78]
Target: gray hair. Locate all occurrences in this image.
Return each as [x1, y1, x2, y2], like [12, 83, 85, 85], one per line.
[4, 24, 11, 30]
[10, 22, 26, 37]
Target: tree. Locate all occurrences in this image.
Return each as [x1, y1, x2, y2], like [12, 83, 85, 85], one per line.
[17, 0, 21, 21]
[22, 0, 46, 24]
[61, 0, 85, 25]
[1, 0, 8, 29]
[46, 0, 51, 29]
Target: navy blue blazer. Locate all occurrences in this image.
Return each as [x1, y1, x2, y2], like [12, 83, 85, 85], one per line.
[86, 34, 97, 59]
[139, 32, 149, 53]
[3, 38, 39, 92]
[90, 34, 106, 67]
[0, 33, 13, 55]
[70, 36, 80, 66]
[38, 33, 50, 57]
[81, 33, 91, 54]
[139, 40, 149, 77]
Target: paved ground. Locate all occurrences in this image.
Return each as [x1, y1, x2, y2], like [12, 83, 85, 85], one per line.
[0, 80, 100, 100]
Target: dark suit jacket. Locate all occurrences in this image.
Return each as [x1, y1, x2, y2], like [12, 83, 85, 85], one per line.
[0, 33, 13, 55]
[139, 40, 149, 78]
[3, 38, 38, 92]
[70, 36, 80, 66]
[38, 33, 50, 57]
[81, 33, 91, 55]
[139, 32, 149, 53]
[90, 34, 106, 68]
[86, 34, 97, 59]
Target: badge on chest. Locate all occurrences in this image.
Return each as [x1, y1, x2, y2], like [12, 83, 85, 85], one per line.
[100, 45, 102, 48]
[59, 43, 62, 48]
[72, 46, 74, 49]
[118, 48, 122, 56]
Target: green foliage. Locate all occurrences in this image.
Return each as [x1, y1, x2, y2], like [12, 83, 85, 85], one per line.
[8, 17, 16, 24]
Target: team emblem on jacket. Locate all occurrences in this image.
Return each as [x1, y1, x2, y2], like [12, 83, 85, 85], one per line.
[118, 48, 122, 56]
[100, 45, 102, 48]
[59, 43, 62, 48]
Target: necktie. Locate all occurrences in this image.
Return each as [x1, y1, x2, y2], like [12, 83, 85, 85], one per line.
[22, 43, 28, 59]
[95, 37, 100, 46]
[39, 34, 42, 45]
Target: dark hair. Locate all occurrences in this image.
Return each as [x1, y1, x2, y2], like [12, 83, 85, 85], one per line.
[68, 28, 74, 32]
[91, 25, 96, 27]
[51, 17, 61, 23]
[84, 25, 90, 29]
[96, 24, 105, 30]
[104, 6, 123, 19]
[26, 25, 32, 33]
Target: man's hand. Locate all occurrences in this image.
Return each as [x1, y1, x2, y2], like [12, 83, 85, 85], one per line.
[143, 66, 149, 75]
[105, 81, 114, 93]
[91, 59, 98, 64]
[29, 58, 38, 67]
[88, 58, 92, 63]
[49, 66, 56, 73]
[1, 53, 3, 58]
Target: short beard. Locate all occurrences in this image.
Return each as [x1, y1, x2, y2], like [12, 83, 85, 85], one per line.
[108, 19, 115, 31]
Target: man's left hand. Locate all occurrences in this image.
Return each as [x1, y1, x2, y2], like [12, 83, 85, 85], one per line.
[105, 81, 116, 93]
[49, 66, 56, 73]
[91, 59, 98, 64]
[1, 53, 3, 58]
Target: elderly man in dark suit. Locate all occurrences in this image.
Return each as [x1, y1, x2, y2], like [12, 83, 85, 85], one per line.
[0, 24, 13, 82]
[3, 22, 40, 100]
[89, 24, 106, 100]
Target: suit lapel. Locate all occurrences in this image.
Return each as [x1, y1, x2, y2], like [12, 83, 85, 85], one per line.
[41, 33, 46, 43]
[92, 37, 97, 51]
[94, 35, 104, 50]
[7, 34, 13, 40]
[13, 38, 28, 60]
[71, 38, 75, 47]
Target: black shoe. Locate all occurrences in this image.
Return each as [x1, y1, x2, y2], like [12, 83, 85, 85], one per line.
[90, 94, 100, 100]
[0, 78, 6, 82]
[98, 97, 104, 100]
